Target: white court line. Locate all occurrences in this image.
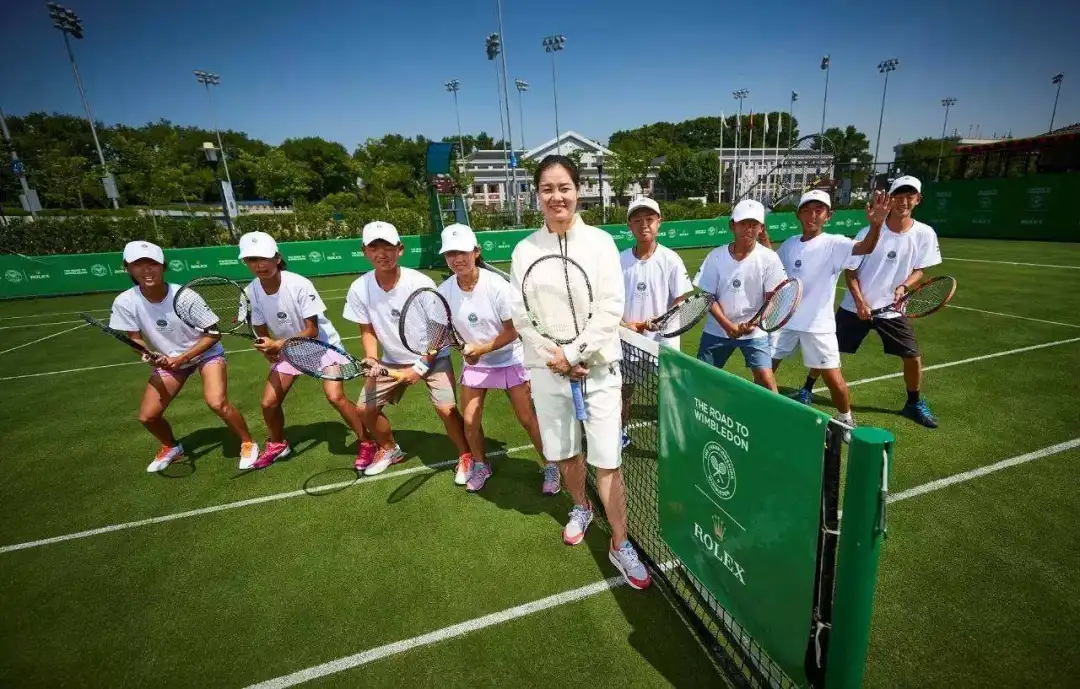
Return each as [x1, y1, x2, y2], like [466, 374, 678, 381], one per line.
[0, 319, 84, 330]
[945, 257, 1080, 270]
[0, 322, 88, 357]
[812, 336, 1080, 393]
[0, 334, 362, 382]
[947, 305, 1080, 329]
[0, 443, 534, 555]
[246, 436, 1080, 688]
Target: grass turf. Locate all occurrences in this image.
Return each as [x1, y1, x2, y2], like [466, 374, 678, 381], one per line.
[1, 237, 1078, 687]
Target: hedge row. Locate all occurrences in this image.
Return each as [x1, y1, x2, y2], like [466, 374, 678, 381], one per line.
[0, 198, 865, 256]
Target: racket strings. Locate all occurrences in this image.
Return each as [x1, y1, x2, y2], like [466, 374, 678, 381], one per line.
[523, 270, 591, 342]
[657, 295, 712, 336]
[281, 339, 360, 379]
[760, 281, 801, 330]
[402, 290, 453, 354]
[177, 281, 248, 331]
[903, 278, 955, 317]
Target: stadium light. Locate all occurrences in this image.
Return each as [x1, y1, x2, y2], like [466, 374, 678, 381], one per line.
[542, 34, 566, 154]
[820, 55, 830, 140]
[485, 33, 514, 218]
[936, 97, 957, 181]
[445, 79, 466, 157]
[789, 90, 799, 148]
[1050, 73, 1064, 132]
[514, 79, 529, 169]
[46, 2, 119, 209]
[872, 59, 900, 187]
[193, 70, 233, 191]
[732, 89, 749, 200]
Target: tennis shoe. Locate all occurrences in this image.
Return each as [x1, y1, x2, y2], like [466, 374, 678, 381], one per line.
[363, 444, 404, 476]
[147, 444, 184, 473]
[454, 453, 474, 486]
[465, 461, 492, 492]
[791, 388, 813, 405]
[252, 441, 290, 470]
[238, 442, 259, 470]
[609, 540, 652, 590]
[563, 504, 593, 545]
[902, 399, 938, 428]
[542, 464, 561, 495]
[354, 442, 377, 471]
[833, 414, 855, 444]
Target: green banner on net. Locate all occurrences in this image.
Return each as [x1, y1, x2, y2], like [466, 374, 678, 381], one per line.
[657, 346, 830, 685]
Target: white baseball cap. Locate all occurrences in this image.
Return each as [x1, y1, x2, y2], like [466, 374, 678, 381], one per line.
[797, 189, 833, 209]
[362, 220, 401, 246]
[238, 231, 279, 259]
[731, 199, 766, 224]
[122, 240, 164, 265]
[889, 175, 922, 194]
[627, 196, 661, 218]
[439, 223, 478, 254]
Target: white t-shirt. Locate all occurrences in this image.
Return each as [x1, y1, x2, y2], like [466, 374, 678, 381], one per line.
[840, 221, 942, 318]
[620, 244, 694, 346]
[247, 271, 341, 345]
[776, 233, 857, 333]
[694, 244, 787, 340]
[342, 268, 443, 365]
[438, 270, 524, 368]
[109, 283, 225, 361]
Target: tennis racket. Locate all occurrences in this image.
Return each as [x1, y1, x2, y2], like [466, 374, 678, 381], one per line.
[477, 257, 512, 282]
[521, 254, 594, 421]
[280, 337, 404, 381]
[173, 276, 261, 341]
[79, 312, 159, 361]
[736, 133, 835, 210]
[871, 276, 956, 319]
[399, 288, 464, 356]
[745, 278, 803, 332]
[644, 293, 716, 338]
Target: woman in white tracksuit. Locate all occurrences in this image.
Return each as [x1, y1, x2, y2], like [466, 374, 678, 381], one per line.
[508, 155, 651, 591]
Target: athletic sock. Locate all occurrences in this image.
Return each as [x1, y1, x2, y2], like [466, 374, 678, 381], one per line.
[907, 390, 920, 406]
[802, 375, 816, 391]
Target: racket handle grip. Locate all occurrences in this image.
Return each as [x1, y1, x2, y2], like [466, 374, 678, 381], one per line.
[570, 380, 587, 421]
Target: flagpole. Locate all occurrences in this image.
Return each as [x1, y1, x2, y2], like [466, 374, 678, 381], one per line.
[718, 111, 725, 203]
[732, 89, 748, 201]
[760, 114, 768, 203]
[774, 112, 782, 200]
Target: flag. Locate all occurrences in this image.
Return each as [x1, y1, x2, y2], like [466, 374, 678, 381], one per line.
[763, 115, 769, 136]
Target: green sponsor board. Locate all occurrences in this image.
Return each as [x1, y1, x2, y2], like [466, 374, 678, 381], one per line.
[0, 211, 864, 299]
[919, 174, 1080, 241]
[657, 347, 830, 685]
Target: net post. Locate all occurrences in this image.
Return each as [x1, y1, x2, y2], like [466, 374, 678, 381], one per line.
[824, 426, 892, 689]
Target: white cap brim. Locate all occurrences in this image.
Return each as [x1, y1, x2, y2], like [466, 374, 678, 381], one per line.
[122, 242, 164, 264]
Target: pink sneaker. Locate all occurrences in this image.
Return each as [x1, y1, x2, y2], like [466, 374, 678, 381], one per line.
[465, 462, 492, 492]
[354, 442, 377, 471]
[252, 441, 290, 470]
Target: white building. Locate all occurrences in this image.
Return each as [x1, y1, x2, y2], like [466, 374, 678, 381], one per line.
[462, 130, 833, 208]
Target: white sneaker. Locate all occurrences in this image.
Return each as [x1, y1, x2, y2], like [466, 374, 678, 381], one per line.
[454, 454, 474, 486]
[238, 441, 260, 470]
[363, 445, 404, 477]
[834, 413, 856, 444]
[147, 444, 184, 473]
[563, 504, 593, 545]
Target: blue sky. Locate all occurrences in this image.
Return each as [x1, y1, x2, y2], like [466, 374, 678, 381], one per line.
[2, 0, 1078, 161]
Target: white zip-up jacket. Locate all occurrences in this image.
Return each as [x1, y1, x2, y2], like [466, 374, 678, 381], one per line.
[508, 215, 624, 369]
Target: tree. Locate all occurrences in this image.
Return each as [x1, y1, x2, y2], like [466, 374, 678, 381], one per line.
[607, 140, 658, 200]
[243, 148, 314, 204]
[895, 137, 961, 182]
[818, 125, 873, 188]
[279, 137, 356, 200]
[358, 161, 417, 212]
[36, 148, 91, 209]
[656, 147, 720, 201]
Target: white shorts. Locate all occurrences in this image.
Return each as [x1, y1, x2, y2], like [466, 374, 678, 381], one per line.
[770, 329, 841, 369]
[530, 362, 623, 470]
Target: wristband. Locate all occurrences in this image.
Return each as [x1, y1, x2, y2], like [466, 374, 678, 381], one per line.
[411, 359, 430, 376]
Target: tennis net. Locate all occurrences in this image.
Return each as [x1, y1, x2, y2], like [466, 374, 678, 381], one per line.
[593, 328, 843, 688]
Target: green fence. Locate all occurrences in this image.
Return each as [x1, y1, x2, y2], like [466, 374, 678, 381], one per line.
[918, 173, 1080, 241]
[0, 210, 866, 299]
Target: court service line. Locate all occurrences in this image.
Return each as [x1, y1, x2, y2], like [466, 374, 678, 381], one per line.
[946, 305, 1080, 329]
[0, 319, 83, 330]
[0, 335, 362, 382]
[0, 323, 88, 358]
[0, 443, 534, 555]
[246, 436, 1080, 688]
[811, 336, 1080, 394]
[945, 257, 1080, 270]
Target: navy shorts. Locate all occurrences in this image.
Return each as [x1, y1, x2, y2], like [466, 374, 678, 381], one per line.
[697, 332, 772, 370]
[835, 308, 920, 358]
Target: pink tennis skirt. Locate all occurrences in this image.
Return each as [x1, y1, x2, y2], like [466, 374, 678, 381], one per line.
[271, 347, 350, 378]
[459, 362, 530, 390]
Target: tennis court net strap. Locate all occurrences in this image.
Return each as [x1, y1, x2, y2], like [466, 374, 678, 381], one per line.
[599, 327, 840, 688]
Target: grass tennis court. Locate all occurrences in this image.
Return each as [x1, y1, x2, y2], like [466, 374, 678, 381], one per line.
[2, 237, 1079, 687]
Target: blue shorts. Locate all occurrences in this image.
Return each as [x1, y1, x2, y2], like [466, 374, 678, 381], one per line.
[697, 332, 772, 370]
